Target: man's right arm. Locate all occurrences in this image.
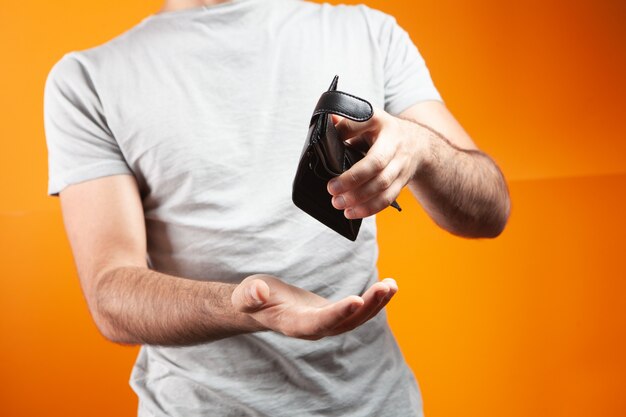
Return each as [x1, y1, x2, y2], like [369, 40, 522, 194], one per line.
[92, 266, 262, 345]
[60, 175, 397, 346]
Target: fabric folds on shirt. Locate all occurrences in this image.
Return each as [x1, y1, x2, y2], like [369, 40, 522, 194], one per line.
[43, 1, 442, 416]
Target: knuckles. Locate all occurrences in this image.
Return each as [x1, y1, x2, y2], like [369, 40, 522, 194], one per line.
[369, 152, 387, 172]
[346, 169, 361, 187]
[382, 193, 395, 209]
[345, 172, 395, 207]
[377, 172, 393, 190]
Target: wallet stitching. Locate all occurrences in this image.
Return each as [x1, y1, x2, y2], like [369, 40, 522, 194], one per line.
[313, 91, 374, 122]
[314, 109, 370, 122]
[329, 90, 374, 112]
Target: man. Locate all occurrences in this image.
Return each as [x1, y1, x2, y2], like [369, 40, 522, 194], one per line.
[44, 0, 510, 415]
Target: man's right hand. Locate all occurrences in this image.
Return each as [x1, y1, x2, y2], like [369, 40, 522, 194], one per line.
[60, 174, 397, 345]
[231, 274, 398, 340]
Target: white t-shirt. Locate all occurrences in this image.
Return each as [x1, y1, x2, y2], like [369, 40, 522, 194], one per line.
[44, 0, 442, 415]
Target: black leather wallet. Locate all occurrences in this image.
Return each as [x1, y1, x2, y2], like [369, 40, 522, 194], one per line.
[292, 76, 401, 241]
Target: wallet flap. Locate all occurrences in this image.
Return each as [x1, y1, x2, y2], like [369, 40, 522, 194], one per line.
[312, 91, 373, 122]
[292, 75, 400, 242]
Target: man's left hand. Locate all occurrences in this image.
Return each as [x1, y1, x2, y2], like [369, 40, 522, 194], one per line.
[327, 109, 425, 219]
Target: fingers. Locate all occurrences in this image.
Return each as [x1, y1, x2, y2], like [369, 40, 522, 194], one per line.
[330, 114, 342, 126]
[328, 278, 398, 336]
[327, 138, 395, 196]
[360, 278, 398, 324]
[343, 178, 405, 219]
[327, 112, 402, 207]
[303, 295, 364, 338]
[233, 274, 398, 341]
[330, 157, 403, 213]
[328, 120, 417, 218]
[328, 109, 418, 219]
[332, 113, 381, 141]
[329, 159, 406, 219]
[231, 278, 270, 313]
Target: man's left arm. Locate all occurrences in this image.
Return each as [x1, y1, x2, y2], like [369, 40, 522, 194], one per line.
[327, 100, 511, 238]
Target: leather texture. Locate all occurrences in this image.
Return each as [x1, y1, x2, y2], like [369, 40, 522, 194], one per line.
[312, 91, 373, 122]
[292, 76, 400, 241]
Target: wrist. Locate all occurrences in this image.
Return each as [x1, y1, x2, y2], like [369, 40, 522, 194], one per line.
[240, 310, 268, 333]
[203, 281, 268, 335]
[401, 118, 435, 182]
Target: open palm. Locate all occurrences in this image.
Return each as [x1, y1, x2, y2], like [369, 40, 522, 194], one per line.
[231, 274, 397, 340]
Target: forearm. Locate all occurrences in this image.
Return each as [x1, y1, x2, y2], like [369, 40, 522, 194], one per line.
[408, 121, 510, 238]
[92, 266, 264, 346]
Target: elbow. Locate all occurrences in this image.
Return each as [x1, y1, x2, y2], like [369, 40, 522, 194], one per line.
[471, 157, 511, 238]
[87, 267, 142, 346]
[470, 189, 511, 239]
[490, 183, 512, 237]
[104, 332, 140, 346]
[492, 207, 511, 237]
[477, 214, 508, 238]
[92, 312, 140, 346]
[87, 290, 140, 346]
[448, 191, 511, 239]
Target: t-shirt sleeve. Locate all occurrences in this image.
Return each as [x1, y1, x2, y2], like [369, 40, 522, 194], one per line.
[43, 52, 133, 196]
[377, 14, 443, 115]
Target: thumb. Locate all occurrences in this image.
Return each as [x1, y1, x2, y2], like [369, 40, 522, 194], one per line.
[332, 111, 379, 142]
[331, 114, 344, 126]
[332, 114, 361, 139]
[231, 278, 270, 313]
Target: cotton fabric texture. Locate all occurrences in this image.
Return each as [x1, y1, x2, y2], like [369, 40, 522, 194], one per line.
[43, 0, 442, 415]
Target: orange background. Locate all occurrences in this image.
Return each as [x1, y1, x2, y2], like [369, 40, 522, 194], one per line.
[1, 1, 625, 416]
